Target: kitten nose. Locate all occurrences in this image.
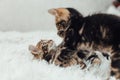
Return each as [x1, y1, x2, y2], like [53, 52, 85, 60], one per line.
[57, 31, 64, 37]
[42, 46, 48, 50]
[59, 30, 64, 34]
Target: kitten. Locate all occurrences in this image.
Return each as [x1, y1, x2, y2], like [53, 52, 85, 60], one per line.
[48, 7, 120, 79]
[29, 41, 111, 80]
[28, 39, 111, 80]
[28, 39, 85, 68]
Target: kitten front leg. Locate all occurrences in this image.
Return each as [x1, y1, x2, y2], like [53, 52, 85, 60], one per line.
[53, 47, 76, 67]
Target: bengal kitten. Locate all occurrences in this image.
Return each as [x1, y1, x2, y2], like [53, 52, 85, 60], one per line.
[28, 39, 85, 67]
[48, 8, 120, 79]
[29, 40, 111, 80]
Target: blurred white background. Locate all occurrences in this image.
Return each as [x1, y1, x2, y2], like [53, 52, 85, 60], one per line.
[0, 0, 113, 31]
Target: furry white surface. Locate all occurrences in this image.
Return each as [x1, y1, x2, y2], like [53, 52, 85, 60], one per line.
[0, 31, 116, 80]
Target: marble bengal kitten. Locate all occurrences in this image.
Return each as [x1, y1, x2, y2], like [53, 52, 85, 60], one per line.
[48, 7, 120, 79]
[29, 39, 111, 80]
[29, 39, 86, 68]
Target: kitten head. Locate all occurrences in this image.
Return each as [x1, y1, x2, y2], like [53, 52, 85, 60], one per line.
[29, 40, 56, 60]
[48, 8, 83, 38]
[36, 40, 56, 53]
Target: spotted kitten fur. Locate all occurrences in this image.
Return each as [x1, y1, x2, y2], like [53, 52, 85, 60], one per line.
[48, 7, 120, 79]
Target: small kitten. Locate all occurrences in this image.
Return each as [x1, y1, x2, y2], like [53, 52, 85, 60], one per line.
[29, 40, 56, 63]
[29, 41, 111, 80]
[28, 40, 85, 68]
[28, 39, 111, 79]
[48, 7, 120, 79]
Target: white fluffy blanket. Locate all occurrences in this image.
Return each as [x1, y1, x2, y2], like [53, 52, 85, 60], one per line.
[0, 31, 116, 80]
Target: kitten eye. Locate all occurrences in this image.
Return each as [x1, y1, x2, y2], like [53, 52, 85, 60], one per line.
[60, 20, 66, 26]
[56, 23, 61, 26]
[56, 20, 66, 27]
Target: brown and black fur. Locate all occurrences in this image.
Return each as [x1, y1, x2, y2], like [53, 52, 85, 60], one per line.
[29, 39, 87, 68]
[48, 8, 120, 79]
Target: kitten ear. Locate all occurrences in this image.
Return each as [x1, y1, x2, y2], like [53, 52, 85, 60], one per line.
[48, 40, 56, 50]
[48, 40, 53, 44]
[48, 9, 58, 17]
[48, 40, 54, 46]
[29, 45, 40, 54]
